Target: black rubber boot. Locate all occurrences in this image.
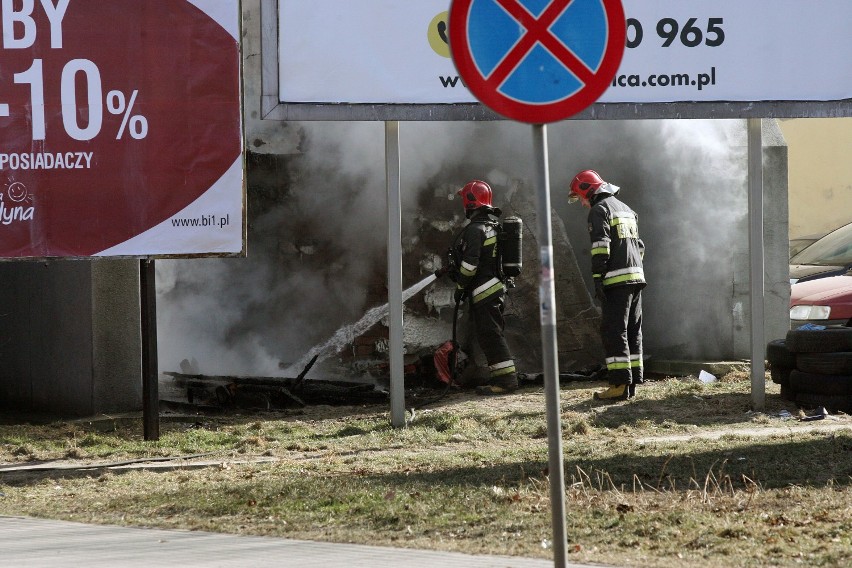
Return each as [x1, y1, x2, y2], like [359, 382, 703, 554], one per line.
[476, 374, 519, 396]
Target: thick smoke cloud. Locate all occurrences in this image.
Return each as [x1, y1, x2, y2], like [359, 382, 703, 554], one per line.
[157, 122, 391, 376]
[156, 120, 746, 376]
[550, 120, 748, 358]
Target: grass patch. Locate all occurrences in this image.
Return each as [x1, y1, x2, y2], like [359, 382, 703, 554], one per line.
[1, 372, 850, 567]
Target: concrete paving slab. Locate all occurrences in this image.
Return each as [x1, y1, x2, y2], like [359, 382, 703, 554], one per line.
[0, 516, 602, 568]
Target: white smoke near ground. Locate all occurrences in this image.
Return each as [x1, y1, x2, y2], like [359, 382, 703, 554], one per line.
[156, 119, 748, 377]
[157, 122, 391, 376]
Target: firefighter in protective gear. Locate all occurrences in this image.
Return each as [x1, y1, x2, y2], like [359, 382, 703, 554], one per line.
[569, 170, 646, 401]
[444, 180, 519, 395]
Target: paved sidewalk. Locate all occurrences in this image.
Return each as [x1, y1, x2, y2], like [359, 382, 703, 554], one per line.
[0, 516, 602, 568]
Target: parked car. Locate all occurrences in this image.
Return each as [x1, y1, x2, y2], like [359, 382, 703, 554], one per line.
[789, 221, 852, 284]
[789, 273, 852, 328]
[789, 232, 825, 258]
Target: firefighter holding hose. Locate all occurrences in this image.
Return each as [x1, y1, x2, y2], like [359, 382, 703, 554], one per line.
[436, 180, 519, 396]
[569, 170, 646, 401]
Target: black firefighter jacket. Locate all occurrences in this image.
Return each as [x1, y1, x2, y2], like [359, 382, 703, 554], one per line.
[588, 195, 646, 289]
[451, 209, 504, 304]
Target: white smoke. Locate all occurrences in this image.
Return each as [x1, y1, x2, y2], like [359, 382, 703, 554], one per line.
[156, 119, 748, 376]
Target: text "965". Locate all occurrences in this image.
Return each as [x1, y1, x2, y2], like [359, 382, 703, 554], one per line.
[626, 18, 725, 49]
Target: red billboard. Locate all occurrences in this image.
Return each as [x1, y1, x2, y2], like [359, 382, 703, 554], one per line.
[0, 0, 244, 258]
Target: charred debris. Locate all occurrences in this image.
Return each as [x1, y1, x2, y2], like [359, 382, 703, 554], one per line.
[162, 355, 384, 412]
[161, 354, 604, 413]
[161, 353, 447, 412]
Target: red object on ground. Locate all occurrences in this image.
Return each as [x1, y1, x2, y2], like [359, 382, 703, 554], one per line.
[433, 341, 457, 384]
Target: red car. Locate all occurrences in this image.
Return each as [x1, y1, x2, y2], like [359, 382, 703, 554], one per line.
[789, 273, 852, 328]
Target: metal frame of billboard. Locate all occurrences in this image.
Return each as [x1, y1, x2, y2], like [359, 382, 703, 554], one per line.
[261, 0, 852, 121]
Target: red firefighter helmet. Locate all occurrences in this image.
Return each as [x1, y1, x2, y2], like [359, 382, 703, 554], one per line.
[457, 180, 493, 212]
[569, 169, 606, 207]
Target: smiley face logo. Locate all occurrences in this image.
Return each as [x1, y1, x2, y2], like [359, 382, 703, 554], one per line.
[7, 182, 29, 203]
[427, 11, 450, 58]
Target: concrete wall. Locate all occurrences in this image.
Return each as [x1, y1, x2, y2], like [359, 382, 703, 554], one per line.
[763, 121, 793, 344]
[732, 121, 791, 353]
[0, 260, 142, 416]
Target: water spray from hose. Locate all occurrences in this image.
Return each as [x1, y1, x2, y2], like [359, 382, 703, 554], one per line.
[281, 273, 439, 377]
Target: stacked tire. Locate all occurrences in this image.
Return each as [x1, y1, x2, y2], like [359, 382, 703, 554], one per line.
[766, 327, 852, 413]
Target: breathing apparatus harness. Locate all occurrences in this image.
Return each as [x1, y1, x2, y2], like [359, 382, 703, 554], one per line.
[447, 208, 523, 289]
[425, 209, 524, 401]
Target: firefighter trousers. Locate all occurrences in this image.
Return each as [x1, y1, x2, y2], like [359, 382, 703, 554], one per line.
[471, 293, 517, 384]
[600, 284, 643, 386]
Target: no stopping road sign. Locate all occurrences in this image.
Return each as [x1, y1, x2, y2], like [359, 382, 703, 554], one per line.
[450, 0, 626, 123]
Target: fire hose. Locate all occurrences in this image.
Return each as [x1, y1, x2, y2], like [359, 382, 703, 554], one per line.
[449, 291, 462, 387]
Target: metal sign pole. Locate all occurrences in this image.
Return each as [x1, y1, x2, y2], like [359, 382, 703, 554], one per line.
[385, 120, 406, 427]
[140, 258, 160, 441]
[747, 118, 766, 411]
[532, 124, 568, 567]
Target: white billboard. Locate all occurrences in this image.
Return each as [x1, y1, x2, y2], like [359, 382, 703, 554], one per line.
[278, 0, 852, 105]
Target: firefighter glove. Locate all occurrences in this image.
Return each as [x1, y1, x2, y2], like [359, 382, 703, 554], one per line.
[454, 288, 467, 304]
[594, 279, 606, 303]
[434, 266, 449, 279]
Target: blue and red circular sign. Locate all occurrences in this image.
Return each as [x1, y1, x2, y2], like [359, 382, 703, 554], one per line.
[450, 0, 626, 123]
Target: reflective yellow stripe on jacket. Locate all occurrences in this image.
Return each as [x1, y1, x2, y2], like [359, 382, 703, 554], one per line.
[472, 277, 504, 304]
[603, 267, 645, 287]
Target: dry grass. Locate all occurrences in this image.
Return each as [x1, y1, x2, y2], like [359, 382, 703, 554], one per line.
[1, 371, 851, 567]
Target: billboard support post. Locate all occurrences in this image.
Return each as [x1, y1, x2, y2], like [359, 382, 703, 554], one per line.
[747, 119, 766, 411]
[140, 259, 160, 441]
[386, 121, 406, 428]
